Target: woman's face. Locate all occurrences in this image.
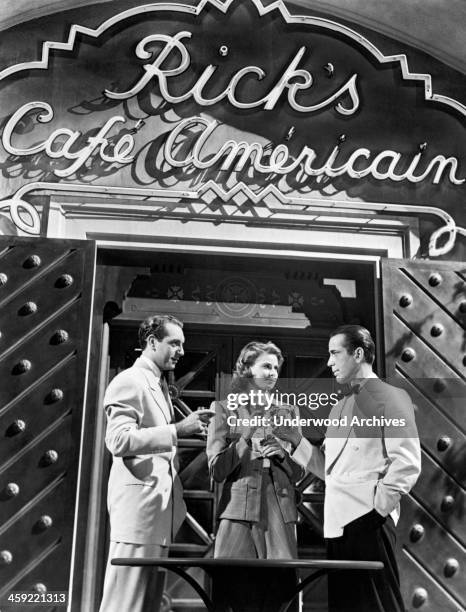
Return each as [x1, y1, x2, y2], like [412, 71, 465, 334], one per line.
[249, 352, 280, 391]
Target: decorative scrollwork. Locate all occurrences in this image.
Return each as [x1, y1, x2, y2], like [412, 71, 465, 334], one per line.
[1, 181, 464, 257]
[0, 196, 41, 234]
[428, 220, 466, 257]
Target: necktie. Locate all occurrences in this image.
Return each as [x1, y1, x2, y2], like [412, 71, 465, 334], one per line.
[159, 377, 174, 419]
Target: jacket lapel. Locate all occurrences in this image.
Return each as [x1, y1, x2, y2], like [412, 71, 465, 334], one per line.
[134, 357, 173, 425]
[325, 396, 355, 474]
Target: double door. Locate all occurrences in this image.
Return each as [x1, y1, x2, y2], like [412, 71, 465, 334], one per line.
[2, 235, 463, 612]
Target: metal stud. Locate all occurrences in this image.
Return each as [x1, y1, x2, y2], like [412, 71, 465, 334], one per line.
[0, 550, 13, 564]
[0, 272, 7, 286]
[401, 348, 416, 362]
[50, 330, 69, 345]
[437, 436, 452, 451]
[10, 419, 26, 434]
[23, 255, 42, 269]
[338, 134, 346, 144]
[33, 583, 47, 594]
[444, 558, 459, 578]
[55, 274, 74, 289]
[428, 272, 442, 287]
[18, 301, 38, 316]
[399, 294, 413, 308]
[218, 45, 229, 57]
[409, 523, 425, 542]
[418, 142, 428, 153]
[433, 379, 446, 393]
[412, 587, 427, 607]
[430, 324, 444, 337]
[45, 388, 64, 404]
[41, 450, 59, 466]
[36, 515, 53, 530]
[441, 495, 455, 512]
[5, 483, 20, 498]
[12, 359, 32, 375]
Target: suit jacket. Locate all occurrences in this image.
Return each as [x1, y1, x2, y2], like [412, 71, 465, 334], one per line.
[292, 377, 421, 537]
[104, 356, 186, 545]
[206, 399, 304, 524]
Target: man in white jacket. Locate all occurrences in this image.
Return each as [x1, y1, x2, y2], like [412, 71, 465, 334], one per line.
[99, 315, 214, 612]
[274, 325, 421, 612]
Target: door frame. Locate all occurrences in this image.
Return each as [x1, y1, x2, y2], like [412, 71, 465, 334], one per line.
[72, 239, 383, 611]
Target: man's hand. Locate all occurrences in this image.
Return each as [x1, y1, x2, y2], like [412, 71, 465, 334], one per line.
[272, 424, 302, 450]
[175, 408, 215, 437]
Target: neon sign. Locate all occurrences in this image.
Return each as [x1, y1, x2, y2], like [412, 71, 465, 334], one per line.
[3, 100, 463, 187]
[104, 31, 360, 115]
[0, 0, 464, 256]
[164, 116, 464, 185]
[2, 102, 134, 178]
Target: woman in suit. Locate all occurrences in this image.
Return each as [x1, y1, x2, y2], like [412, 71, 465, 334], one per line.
[206, 341, 304, 559]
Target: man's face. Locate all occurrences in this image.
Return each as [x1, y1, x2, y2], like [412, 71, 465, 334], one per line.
[327, 333, 360, 384]
[151, 322, 185, 371]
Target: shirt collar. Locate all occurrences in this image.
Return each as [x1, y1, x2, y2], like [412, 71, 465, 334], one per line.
[353, 372, 378, 391]
[139, 354, 162, 380]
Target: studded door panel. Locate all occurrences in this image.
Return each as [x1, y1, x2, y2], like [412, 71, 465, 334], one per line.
[382, 259, 465, 612]
[0, 236, 95, 609]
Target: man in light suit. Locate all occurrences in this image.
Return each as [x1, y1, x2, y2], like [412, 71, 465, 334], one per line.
[99, 314, 214, 612]
[274, 325, 421, 612]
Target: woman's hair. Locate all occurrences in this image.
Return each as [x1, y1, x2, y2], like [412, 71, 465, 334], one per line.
[230, 341, 284, 392]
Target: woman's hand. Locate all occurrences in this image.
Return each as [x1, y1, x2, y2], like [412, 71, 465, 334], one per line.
[259, 436, 286, 460]
[239, 407, 263, 442]
[272, 423, 302, 450]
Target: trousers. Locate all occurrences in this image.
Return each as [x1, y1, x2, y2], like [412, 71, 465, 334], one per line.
[99, 541, 168, 612]
[326, 510, 405, 612]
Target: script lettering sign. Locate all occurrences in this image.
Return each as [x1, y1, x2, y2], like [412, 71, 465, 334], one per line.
[0, 0, 464, 254]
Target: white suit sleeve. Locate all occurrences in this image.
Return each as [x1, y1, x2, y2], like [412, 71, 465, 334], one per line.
[291, 436, 326, 481]
[374, 388, 421, 516]
[104, 371, 176, 457]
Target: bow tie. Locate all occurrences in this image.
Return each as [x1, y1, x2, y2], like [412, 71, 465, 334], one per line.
[336, 383, 361, 400]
